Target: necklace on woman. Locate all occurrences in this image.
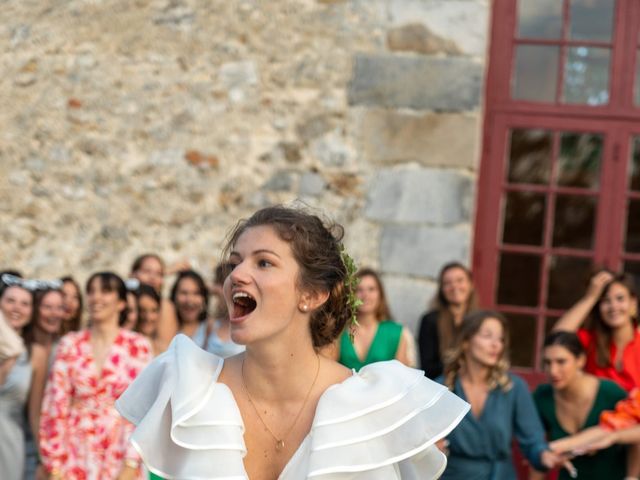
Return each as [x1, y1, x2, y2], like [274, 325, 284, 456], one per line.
[241, 354, 321, 452]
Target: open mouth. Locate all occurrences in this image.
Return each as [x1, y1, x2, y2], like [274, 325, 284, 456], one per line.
[232, 292, 257, 318]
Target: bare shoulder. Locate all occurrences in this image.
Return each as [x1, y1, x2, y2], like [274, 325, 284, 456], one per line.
[319, 355, 352, 388]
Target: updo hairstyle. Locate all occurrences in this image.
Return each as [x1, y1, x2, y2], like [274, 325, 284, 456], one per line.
[224, 206, 352, 348]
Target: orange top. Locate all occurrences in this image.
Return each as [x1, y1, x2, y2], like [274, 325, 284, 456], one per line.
[577, 328, 640, 392]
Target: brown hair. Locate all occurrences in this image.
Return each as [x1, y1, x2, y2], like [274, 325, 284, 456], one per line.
[23, 288, 63, 351]
[86, 272, 129, 326]
[589, 273, 638, 367]
[356, 268, 392, 322]
[444, 310, 512, 392]
[432, 262, 478, 354]
[223, 205, 352, 348]
[60, 276, 83, 335]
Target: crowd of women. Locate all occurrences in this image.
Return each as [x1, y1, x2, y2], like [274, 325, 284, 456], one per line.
[2, 206, 640, 479]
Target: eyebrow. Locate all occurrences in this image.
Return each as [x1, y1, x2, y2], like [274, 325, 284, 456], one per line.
[230, 249, 281, 258]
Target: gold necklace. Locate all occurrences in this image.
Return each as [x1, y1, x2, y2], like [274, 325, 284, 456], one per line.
[241, 355, 320, 452]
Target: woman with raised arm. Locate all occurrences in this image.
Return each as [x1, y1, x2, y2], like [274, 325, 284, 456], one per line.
[116, 206, 469, 479]
[39, 272, 152, 480]
[437, 311, 567, 479]
[332, 268, 412, 370]
[552, 271, 640, 391]
[418, 262, 478, 379]
[530, 331, 627, 480]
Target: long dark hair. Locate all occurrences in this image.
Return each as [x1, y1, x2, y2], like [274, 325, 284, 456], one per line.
[432, 262, 478, 354]
[356, 268, 392, 322]
[86, 272, 128, 326]
[170, 270, 209, 325]
[543, 331, 585, 358]
[60, 276, 83, 334]
[588, 273, 638, 367]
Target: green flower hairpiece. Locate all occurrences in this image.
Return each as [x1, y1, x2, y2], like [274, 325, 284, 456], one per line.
[340, 244, 362, 343]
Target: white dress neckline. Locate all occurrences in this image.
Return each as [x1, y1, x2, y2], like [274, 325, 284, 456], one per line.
[116, 334, 469, 479]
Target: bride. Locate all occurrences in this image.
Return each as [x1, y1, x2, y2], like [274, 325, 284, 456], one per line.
[116, 206, 469, 479]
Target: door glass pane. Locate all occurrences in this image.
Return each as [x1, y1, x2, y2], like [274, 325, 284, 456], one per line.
[508, 129, 552, 184]
[517, 0, 563, 39]
[625, 199, 640, 253]
[569, 0, 615, 42]
[513, 45, 559, 102]
[631, 137, 640, 191]
[497, 253, 541, 306]
[547, 256, 593, 309]
[503, 191, 546, 245]
[552, 195, 596, 249]
[557, 132, 603, 189]
[624, 261, 640, 294]
[563, 47, 610, 105]
[504, 313, 537, 368]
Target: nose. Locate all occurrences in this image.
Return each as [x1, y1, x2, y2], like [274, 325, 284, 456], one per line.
[228, 260, 250, 286]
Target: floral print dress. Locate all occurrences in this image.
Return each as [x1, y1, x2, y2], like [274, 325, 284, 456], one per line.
[40, 329, 152, 480]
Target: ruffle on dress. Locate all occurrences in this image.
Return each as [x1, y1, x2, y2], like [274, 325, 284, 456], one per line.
[116, 335, 469, 480]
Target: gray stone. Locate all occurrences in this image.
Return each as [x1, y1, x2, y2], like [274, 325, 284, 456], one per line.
[219, 61, 258, 89]
[296, 114, 333, 143]
[348, 54, 482, 111]
[353, 109, 479, 168]
[365, 167, 474, 224]
[299, 172, 326, 197]
[380, 225, 470, 278]
[383, 275, 436, 336]
[310, 130, 354, 167]
[263, 171, 294, 192]
[10, 25, 31, 48]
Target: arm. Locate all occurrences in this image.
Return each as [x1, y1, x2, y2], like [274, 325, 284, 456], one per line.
[0, 357, 17, 386]
[156, 299, 178, 352]
[28, 345, 48, 446]
[39, 341, 74, 476]
[512, 379, 550, 471]
[552, 271, 613, 332]
[395, 327, 413, 367]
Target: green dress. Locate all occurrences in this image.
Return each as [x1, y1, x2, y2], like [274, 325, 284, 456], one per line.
[338, 320, 403, 371]
[533, 379, 627, 480]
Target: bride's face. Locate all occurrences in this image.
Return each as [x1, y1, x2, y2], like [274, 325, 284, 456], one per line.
[223, 225, 306, 346]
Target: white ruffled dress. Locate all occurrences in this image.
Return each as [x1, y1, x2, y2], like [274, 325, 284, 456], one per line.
[116, 335, 469, 480]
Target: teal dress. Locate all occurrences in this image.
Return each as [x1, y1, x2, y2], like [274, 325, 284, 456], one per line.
[533, 380, 627, 480]
[338, 320, 403, 371]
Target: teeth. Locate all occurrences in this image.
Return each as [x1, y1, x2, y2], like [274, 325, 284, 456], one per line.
[233, 292, 254, 301]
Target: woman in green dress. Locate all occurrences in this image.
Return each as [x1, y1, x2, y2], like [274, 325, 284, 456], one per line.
[532, 331, 628, 480]
[331, 268, 411, 370]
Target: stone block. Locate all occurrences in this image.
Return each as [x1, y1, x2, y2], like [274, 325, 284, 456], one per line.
[387, 23, 461, 55]
[353, 108, 479, 169]
[388, 0, 489, 57]
[383, 275, 436, 336]
[380, 225, 470, 278]
[365, 167, 474, 224]
[348, 53, 482, 111]
[299, 172, 326, 197]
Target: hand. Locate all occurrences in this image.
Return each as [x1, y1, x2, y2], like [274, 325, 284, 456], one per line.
[586, 271, 614, 300]
[166, 259, 192, 275]
[116, 465, 138, 480]
[541, 449, 576, 477]
[435, 439, 449, 456]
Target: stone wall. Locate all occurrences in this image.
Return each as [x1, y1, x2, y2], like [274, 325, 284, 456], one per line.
[0, 0, 489, 335]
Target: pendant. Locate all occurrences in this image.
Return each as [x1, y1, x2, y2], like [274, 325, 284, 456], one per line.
[276, 439, 285, 451]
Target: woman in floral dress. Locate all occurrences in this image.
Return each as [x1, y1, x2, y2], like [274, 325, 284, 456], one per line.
[39, 272, 152, 480]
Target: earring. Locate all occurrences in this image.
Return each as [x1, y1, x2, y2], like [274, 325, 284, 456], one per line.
[302, 304, 308, 311]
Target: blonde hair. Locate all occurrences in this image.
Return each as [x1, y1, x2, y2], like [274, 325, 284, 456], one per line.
[443, 310, 512, 392]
